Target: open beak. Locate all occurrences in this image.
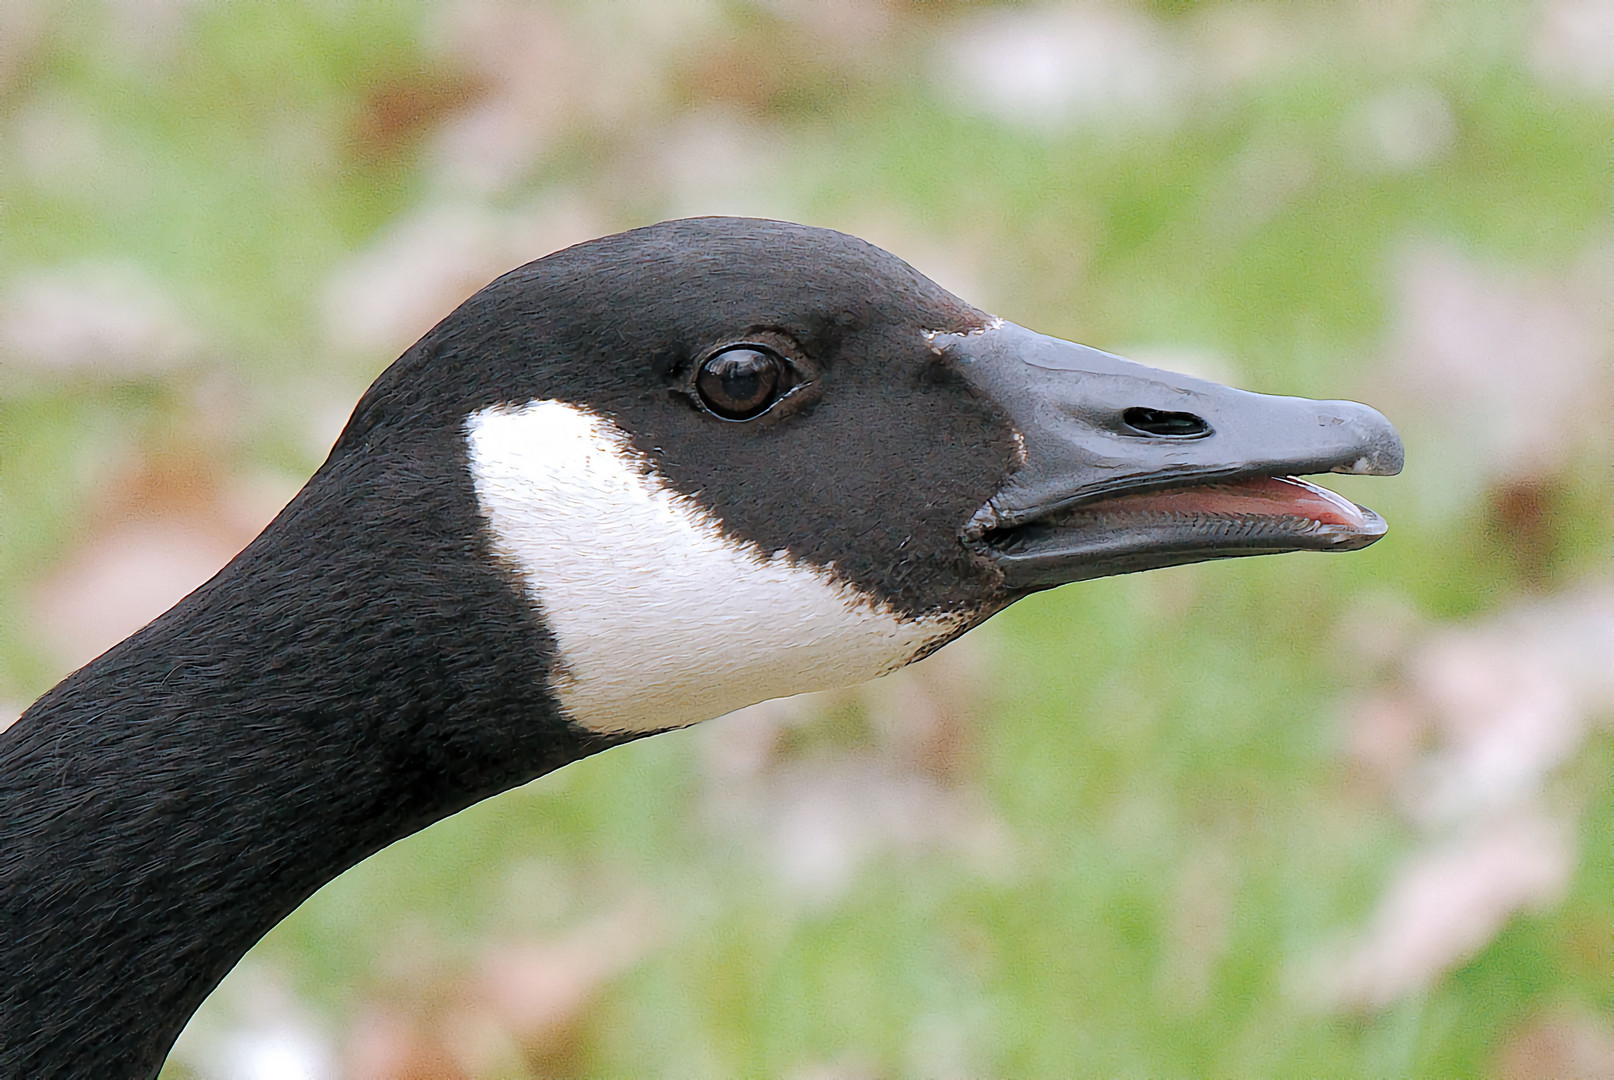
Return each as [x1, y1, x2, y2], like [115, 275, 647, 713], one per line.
[933, 321, 1405, 591]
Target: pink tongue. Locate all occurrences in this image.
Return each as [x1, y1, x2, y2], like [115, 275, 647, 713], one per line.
[1089, 475, 1368, 527]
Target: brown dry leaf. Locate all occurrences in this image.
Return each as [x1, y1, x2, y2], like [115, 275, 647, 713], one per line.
[1495, 1006, 1614, 1080]
[29, 462, 298, 676]
[1319, 583, 1614, 1009]
[343, 901, 661, 1079]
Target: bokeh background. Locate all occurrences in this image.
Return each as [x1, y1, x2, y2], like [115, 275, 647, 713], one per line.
[3, 1, 1612, 1076]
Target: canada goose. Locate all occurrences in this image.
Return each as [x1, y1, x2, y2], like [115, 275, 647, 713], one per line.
[0, 217, 1402, 1077]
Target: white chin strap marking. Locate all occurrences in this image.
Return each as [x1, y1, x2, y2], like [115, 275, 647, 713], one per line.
[465, 401, 963, 735]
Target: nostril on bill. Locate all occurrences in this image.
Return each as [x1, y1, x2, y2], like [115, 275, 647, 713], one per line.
[1121, 407, 1211, 438]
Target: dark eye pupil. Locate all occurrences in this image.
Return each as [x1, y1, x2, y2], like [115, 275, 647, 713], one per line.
[696, 348, 781, 420]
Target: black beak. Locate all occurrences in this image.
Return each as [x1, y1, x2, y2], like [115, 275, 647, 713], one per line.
[933, 321, 1405, 590]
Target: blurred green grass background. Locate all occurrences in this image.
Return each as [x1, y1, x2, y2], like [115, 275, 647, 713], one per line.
[2, 1, 1611, 1076]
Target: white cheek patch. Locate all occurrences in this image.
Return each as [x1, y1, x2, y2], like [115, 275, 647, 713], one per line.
[464, 401, 965, 735]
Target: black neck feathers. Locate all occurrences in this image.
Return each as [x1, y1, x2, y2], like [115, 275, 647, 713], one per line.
[0, 427, 604, 1078]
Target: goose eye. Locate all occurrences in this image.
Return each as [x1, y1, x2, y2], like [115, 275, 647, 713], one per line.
[696, 347, 784, 420]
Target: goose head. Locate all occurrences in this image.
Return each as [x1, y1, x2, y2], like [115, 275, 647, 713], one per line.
[371, 216, 1400, 736]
